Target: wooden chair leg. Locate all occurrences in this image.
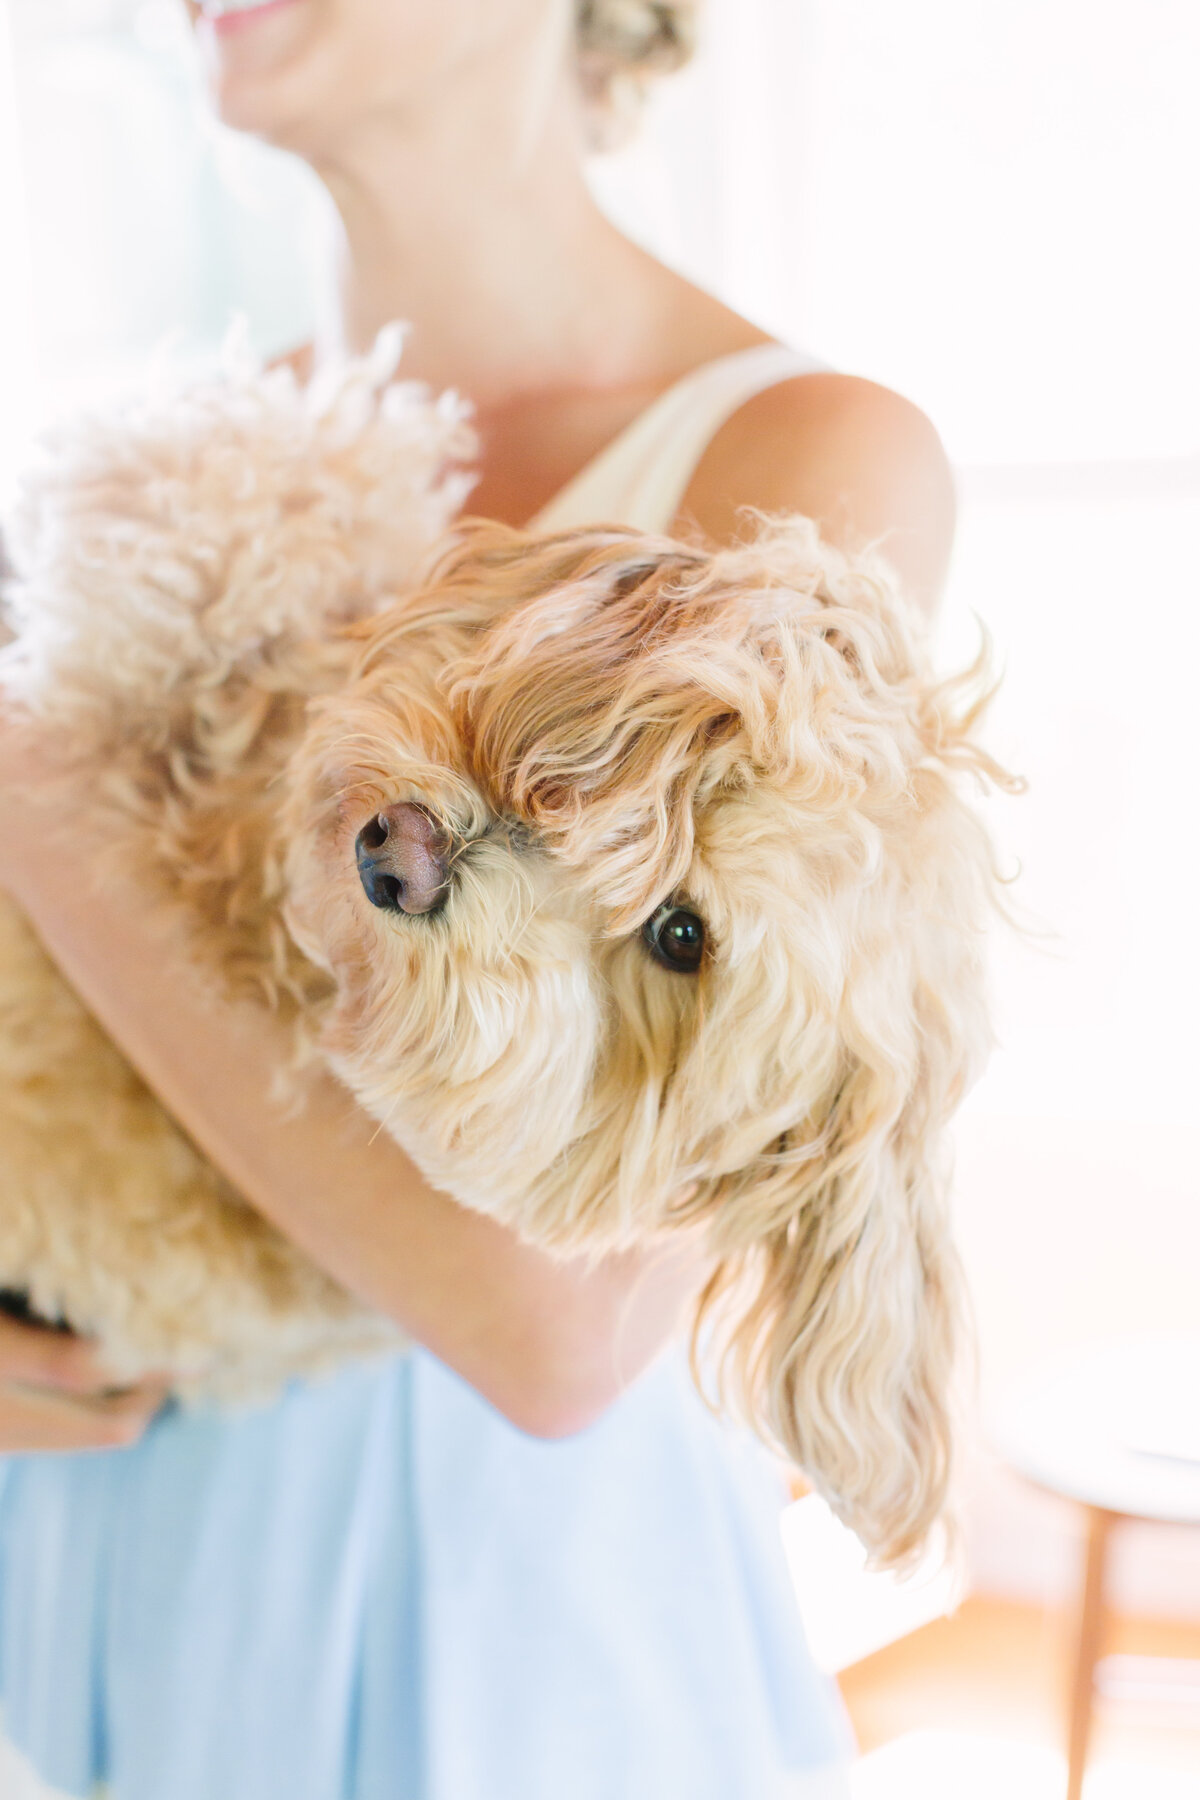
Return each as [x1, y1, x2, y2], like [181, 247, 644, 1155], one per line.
[1066, 1506, 1117, 1800]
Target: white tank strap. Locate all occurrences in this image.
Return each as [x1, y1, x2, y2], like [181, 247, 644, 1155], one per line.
[530, 342, 826, 536]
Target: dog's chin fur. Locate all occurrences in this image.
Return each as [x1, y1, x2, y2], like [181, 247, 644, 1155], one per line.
[0, 348, 1015, 1565]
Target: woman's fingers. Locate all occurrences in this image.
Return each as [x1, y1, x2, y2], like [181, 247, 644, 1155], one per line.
[0, 1311, 171, 1451]
[0, 1311, 121, 1394]
[0, 1379, 169, 1453]
[0, 1314, 171, 1453]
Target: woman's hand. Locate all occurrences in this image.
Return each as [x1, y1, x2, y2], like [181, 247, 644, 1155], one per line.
[0, 1313, 167, 1453]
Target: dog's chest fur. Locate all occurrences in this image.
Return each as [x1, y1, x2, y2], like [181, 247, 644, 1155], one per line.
[0, 348, 473, 1398]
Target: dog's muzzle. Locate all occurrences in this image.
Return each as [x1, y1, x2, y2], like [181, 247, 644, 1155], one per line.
[355, 804, 450, 915]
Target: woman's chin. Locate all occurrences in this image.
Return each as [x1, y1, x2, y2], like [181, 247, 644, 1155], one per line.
[193, 0, 323, 142]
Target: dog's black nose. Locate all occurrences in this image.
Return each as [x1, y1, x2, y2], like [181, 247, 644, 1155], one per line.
[355, 805, 450, 915]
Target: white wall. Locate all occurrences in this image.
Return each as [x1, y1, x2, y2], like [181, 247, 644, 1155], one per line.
[0, 0, 329, 492]
[0, 0, 36, 491]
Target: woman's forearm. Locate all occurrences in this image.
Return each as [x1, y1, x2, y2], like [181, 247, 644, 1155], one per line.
[0, 772, 705, 1434]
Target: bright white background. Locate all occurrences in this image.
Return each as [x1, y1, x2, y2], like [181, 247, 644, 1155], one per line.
[2, 0, 1198, 1632]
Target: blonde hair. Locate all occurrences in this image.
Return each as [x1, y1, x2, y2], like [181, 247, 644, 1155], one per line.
[575, 1, 699, 148]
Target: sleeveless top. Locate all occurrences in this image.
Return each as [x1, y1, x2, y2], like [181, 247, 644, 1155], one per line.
[0, 343, 851, 1800]
[531, 341, 824, 533]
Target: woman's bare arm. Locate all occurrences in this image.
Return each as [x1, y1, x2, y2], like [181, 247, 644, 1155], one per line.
[681, 374, 957, 615]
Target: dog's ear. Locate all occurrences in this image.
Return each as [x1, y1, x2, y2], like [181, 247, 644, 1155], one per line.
[689, 627, 1012, 1570]
[694, 1041, 964, 1570]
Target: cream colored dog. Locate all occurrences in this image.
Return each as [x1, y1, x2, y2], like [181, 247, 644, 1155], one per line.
[0, 347, 1009, 1564]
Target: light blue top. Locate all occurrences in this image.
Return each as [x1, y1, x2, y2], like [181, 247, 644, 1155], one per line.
[0, 1351, 850, 1798]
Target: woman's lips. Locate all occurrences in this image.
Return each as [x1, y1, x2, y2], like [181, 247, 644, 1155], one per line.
[199, 0, 301, 33]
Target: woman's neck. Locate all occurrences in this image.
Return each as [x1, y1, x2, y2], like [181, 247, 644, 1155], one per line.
[309, 79, 677, 412]
[295, 53, 768, 523]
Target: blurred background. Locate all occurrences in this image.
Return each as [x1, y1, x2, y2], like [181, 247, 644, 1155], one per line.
[1, 1, 1198, 1794]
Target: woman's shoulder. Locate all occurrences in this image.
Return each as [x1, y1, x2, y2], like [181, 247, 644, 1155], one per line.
[680, 366, 957, 614]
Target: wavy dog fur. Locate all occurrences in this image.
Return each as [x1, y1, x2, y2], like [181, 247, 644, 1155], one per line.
[1, 357, 1012, 1561]
[283, 521, 1011, 1564]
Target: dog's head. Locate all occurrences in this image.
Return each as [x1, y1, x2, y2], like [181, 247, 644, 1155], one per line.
[283, 516, 1009, 1564]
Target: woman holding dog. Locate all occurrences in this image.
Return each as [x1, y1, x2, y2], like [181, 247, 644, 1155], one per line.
[0, 3, 954, 1796]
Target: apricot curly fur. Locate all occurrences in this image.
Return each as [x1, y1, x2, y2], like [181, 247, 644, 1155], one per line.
[0, 344, 1014, 1562]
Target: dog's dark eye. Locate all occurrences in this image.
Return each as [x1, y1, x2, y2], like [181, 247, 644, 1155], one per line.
[641, 904, 705, 973]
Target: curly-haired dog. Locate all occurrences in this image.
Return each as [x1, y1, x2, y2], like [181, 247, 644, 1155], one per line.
[0, 350, 1008, 1564]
